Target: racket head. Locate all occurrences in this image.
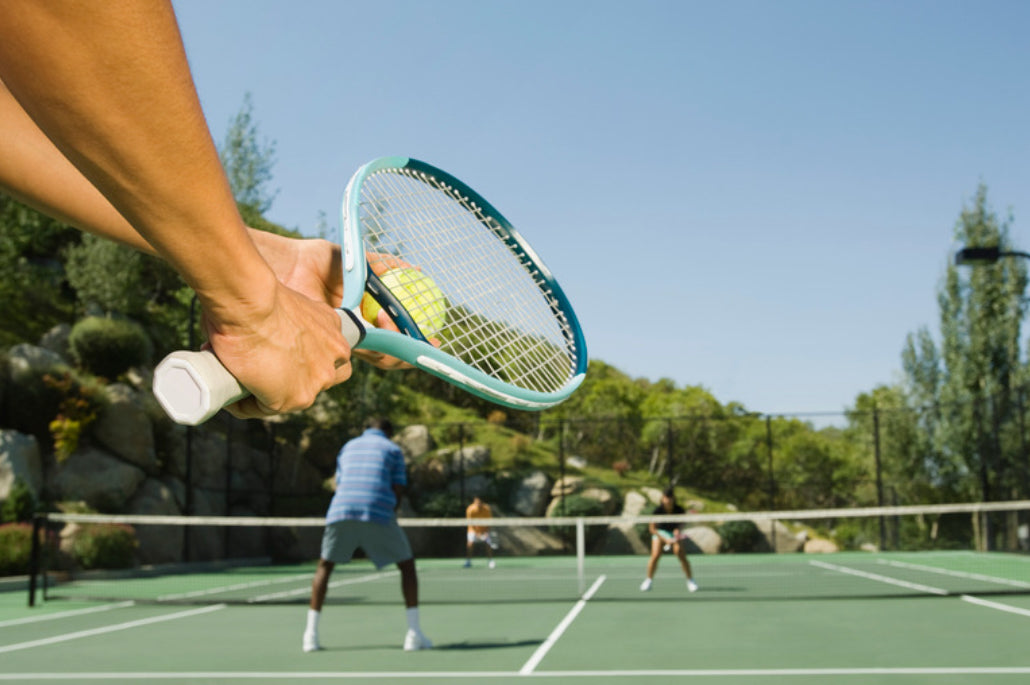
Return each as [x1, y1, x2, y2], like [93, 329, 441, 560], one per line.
[341, 157, 587, 409]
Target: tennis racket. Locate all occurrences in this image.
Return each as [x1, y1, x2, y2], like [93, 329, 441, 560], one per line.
[153, 157, 587, 425]
[656, 528, 690, 551]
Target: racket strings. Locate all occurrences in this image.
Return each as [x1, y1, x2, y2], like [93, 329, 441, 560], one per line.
[359, 169, 580, 393]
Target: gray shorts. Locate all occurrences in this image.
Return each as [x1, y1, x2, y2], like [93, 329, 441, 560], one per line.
[321, 519, 413, 569]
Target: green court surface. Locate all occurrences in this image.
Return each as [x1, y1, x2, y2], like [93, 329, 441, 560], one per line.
[2, 552, 1029, 684]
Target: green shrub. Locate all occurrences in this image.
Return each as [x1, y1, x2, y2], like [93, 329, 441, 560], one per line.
[43, 371, 104, 462]
[718, 519, 764, 553]
[549, 495, 606, 548]
[417, 491, 465, 518]
[0, 523, 34, 576]
[68, 316, 151, 379]
[0, 479, 36, 523]
[70, 523, 138, 570]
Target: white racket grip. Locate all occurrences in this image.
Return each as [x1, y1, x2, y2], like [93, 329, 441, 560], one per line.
[153, 309, 365, 426]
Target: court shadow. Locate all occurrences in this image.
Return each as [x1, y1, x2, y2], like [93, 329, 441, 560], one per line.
[434, 639, 543, 651]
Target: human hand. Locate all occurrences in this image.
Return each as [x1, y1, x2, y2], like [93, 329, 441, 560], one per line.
[200, 278, 353, 419]
[249, 233, 419, 371]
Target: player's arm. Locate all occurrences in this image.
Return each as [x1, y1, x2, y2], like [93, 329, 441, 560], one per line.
[0, 88, 402, 375]
[1, 78, 330, 278]
[0, 2, 353, 416]
[392, 484, 406, 511]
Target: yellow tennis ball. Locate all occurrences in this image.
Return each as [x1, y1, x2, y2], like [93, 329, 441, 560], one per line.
[360, 267, 448, 335]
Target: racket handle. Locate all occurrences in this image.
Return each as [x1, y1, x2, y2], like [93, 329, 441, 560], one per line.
[153, 309, 365, 425]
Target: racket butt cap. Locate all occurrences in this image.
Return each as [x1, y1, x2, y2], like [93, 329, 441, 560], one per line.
[153, 351, 243, 425]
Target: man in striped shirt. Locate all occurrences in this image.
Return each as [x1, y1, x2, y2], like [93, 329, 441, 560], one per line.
[304, 417, 432, 653]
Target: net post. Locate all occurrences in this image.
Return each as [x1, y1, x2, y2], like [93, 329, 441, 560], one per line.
[28, 512, 43, 607]
[576, 517, 585, 595]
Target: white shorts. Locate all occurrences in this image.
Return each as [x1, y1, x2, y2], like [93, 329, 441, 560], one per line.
[467, 531, 498, 548]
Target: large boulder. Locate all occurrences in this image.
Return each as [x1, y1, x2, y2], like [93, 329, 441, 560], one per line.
[395, 425, 434, 461]
[756, 519, 803, 553]
[7, 343, 64, 381]
[551, 476, 584, 498]
[621, 490, 652, 517]
[580, 487, 619, 515]
[510, 470, 552, 517]
[683, 525, 721, 554]
[92, 383, 158, 474]
[126, 479, 183, 564]
[53, 447, 146, 510]
[0, 429, 43, 500]
[448, 445, 490, 473]
[804, 538, 839, 553]
[409, 457, 451, 491]
[39, 324, 73, 362]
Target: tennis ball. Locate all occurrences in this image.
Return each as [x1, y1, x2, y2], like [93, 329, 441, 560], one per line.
[361, 267, 448, 335]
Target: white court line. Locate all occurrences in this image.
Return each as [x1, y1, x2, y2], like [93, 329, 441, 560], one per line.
[249, 570, 397, 602]
[158, 573, 312, 601]
[0, 601, 134, 628]
[0, 604, 225, 654]
[519, 574, 606, 675]
[4, 667, 1030, 679]
[878, 558, 1030, 589]
[961, 594, 1030, 618]
[809, 560, 948, 595]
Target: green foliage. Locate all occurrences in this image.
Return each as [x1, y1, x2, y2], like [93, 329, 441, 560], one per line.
[64, 234, 147, 316]
[69, 316, 152, 379]
[718, 519, 764, 553]
[220, 92, 278, 214]
[42, 370, 105, 461]
[0, 523, 34, 576]
[415, 491, 465, 519]
[0, 194, 77, 345]
[1, 479, 36, 523]
[901, 184, 1027, 504]
[70, 523, 138, 570]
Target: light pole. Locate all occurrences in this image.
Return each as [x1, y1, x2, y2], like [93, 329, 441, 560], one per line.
[954, 246, 1030, 266]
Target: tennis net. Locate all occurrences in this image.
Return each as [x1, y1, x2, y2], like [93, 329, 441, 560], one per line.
[29, 500, 1030, 606]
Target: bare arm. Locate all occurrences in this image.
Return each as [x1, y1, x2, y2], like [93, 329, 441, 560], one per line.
[0, 1, 351, 416]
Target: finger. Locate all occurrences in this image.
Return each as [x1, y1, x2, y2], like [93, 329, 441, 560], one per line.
[225, 396, 282, 420]
[367, 251, 415, 276]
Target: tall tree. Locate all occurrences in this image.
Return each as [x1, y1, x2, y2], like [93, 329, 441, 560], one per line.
[219, 92, 278, 219]
[902, 184, 1027, 506]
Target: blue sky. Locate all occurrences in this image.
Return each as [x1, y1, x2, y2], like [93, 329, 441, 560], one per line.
[173, 0, 1030, 422]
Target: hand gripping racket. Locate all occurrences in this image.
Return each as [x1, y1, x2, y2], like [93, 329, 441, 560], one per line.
[153, 157, 588, 425]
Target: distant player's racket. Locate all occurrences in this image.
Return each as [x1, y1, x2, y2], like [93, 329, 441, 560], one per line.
[656, 528, 689, 551]
[153, 157, 587, 425]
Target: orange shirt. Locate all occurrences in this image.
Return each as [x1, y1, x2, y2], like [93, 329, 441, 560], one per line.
[466, 501, 492, 534]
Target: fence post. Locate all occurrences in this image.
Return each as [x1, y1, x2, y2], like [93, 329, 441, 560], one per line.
[765, 416, 775, 510]
[666, 419, 674, 488]
[873, 406, 885, 550]
[558, 420, 566, 517]
[458, 423, 466, 507]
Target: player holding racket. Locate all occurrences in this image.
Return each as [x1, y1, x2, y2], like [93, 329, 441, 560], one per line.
[304, 417, 432, 653]
[640, 487, 699, 593]
[0, 2, 356, 418]
[464, 496, 498, 569]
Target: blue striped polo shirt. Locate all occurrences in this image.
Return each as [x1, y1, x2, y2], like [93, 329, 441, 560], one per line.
[325, 428, 407, 524]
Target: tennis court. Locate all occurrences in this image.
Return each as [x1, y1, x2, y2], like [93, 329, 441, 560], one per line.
[3, 549, 1030, 684]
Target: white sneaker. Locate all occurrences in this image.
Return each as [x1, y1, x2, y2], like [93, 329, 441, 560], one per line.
[302, 631, 322, 652]
[403, 629, 432, 651]
[639, 578, 652, 592]
[488, 559, 496, 569]
[687, 579, 699, 593]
